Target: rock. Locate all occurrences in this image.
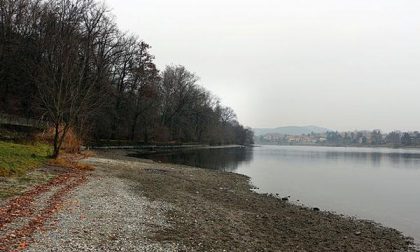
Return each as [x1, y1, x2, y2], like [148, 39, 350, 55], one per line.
[313, 207, 320, 211]
[355, 231, 361, 236]
[281, 197, 289, 201]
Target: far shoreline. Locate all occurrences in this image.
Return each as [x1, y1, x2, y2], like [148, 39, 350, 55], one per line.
[256, 143, 420, 150]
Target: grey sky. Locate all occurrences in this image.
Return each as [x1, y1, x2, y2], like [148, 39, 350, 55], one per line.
[106, 0, 420, 132]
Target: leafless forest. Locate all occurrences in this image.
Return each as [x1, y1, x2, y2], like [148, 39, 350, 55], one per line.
[0, 0, 254, 156]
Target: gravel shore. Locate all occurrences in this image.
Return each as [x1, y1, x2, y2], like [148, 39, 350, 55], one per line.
[4, 151, 415, 251]
[26, 159, 182, 251]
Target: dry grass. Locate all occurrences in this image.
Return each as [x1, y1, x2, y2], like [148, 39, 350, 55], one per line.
[48, 153, 95, 171]
[35, 127, 83, 154]
[34, 126, 94, 170]
[80, 150, 96, 158]
[61, 129, 83, 153]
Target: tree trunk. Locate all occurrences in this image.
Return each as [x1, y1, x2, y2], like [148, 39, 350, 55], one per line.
[52, 123, 60, 158]
[130, 113, 139, 141]
[52, 123, 70, 158]
[144, 127, 149, 144]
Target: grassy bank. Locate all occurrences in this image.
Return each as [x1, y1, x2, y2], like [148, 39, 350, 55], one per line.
[0, 141, 51, 177]
[0, 141, 53, 199]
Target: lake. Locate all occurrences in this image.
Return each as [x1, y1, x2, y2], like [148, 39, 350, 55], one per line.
[135, 145, 420, 243]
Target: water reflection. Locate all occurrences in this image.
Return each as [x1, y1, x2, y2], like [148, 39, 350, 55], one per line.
[133, 146, 420, 171]
[132, 147, 254, 172]
[132, 145, 420, 241]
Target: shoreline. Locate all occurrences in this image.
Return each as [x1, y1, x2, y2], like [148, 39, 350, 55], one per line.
[5, 149, 416, 251]
[88, 144, 246, 150]
[91, 151, 417, 251]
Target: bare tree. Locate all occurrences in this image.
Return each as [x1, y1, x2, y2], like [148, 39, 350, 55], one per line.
[160, 65, 199, 140]
[220, 106, 237, 125]
[127, 41, 160, 140]
[35, 0, 112, 157]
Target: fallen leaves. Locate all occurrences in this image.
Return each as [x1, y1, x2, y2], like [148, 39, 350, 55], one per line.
[18, 241, 28, 249]
[0, 169, 87, 251]
[48, 154, 95, 171]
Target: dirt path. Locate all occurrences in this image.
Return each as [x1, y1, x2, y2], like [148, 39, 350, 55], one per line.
[0, 167, 86, 251]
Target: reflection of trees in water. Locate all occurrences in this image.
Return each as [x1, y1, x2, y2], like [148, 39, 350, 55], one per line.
[138, 148, 254, 172]
[134, 147, 420, 171]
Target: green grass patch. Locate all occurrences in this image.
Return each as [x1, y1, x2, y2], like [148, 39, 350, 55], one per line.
[0, 141, 51, 177]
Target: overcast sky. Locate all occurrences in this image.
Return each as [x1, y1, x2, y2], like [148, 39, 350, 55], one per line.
[106, 0, 420, 132]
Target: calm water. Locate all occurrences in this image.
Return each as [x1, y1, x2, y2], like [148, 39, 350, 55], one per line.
[136, 145, 420, 242]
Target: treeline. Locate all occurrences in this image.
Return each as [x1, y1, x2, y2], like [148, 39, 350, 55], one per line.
[325, 130, 420, 147]
[0, 0, 253, 155]
[256, 130, 420, 147]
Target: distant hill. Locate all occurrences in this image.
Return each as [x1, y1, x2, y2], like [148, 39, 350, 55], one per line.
[253, 126, 331, 136]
